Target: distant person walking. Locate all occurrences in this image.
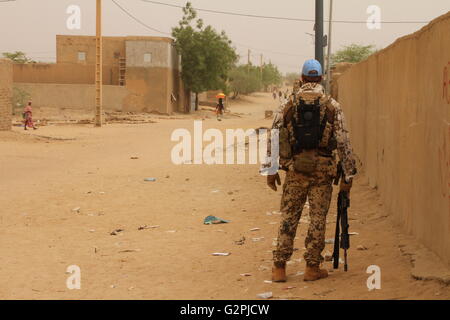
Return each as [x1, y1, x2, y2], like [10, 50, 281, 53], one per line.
[216, 97, 225, 121]
[278, 90, 284, 103]
[23, 101, 37, 130]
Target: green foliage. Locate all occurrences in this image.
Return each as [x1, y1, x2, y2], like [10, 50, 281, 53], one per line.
[2, 51, 35, 64]
[12, 87, 30, 114]
[331, 44, 376, 65]
[228, 63, 282, 97]
[171, 2, 237, 95]
[228, 65, 261, 96]
[262, 62, 282, 90]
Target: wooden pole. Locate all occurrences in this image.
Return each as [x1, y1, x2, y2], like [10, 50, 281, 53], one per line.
[260, 54, 263, 77]
[95, 0, 103, 127]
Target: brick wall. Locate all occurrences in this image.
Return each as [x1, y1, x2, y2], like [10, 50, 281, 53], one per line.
[0, 59, 13, 131]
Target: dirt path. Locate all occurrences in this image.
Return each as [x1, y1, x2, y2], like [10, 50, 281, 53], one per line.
[0, 93, 448, 300]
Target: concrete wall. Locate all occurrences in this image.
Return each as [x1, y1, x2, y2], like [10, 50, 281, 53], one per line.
[0, 59, 13, 130]
[337, 12, 450, 266]
[124, 39, 183, 114]
[15, 83, 130, 112]
[126, 40, 171, 68]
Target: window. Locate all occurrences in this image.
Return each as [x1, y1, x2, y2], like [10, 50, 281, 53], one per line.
[78, 52, 86, 61]
[144, 53, 152, 63]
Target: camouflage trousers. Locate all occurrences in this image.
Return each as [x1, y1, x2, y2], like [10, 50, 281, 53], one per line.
[273, 165, 334, 267]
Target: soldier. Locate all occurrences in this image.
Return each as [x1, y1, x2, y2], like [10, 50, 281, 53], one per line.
[289, 79, 303, 104]
[266, 59, 357, 282]
[293, 79, 302, 93]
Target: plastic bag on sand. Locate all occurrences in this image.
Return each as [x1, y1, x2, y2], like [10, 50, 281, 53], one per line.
[257, 292, 273, 299]
[204, 216, 230, 225]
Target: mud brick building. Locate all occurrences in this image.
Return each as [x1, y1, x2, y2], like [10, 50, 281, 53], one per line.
[13, 35, 190, 114]
[0, 59, 12, 131]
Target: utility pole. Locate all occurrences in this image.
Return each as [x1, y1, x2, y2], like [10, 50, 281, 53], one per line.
[95, 0, 103, 127]
[325, 0, 334, 93]
[260, 54, 263, 78]
[315, 0, 324, 70]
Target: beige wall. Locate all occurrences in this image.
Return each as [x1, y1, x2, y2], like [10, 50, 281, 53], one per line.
[0, 59, 13, 130]
[11, 36, 187, 114]
[124, 39, 177, 114]
[57, 35, 126, 66]
[124, 67, 170, 114]
[56, 35, 174, 67]
[15, 83, 130, 112]
[13, 63, 187, 114]
[13, 63, 117, 85]
[126, 40, 171, 68]
[54, 35, 185, 114]
[338, 12, 450, 266]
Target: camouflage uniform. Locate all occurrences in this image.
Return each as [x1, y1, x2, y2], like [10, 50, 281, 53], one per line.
[270, 82, 357, 267]
[293, 79, 302, 93]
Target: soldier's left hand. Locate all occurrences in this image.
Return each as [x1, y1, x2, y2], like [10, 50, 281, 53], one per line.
[339, 178, 353, 192]
[267, 173, 281, 191]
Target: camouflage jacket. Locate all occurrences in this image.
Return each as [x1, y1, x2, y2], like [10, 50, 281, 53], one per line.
[265, 83, 357, 181]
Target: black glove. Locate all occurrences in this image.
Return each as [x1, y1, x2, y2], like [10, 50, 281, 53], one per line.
[339, 178, 353, 193]
[267, 173, 281, 191]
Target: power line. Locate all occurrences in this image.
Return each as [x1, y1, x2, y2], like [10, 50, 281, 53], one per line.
[111, 0, 171, 35]
[141, 0, 429, 24]
[235, 43, 309, 58]
[109, 0, 315, 70]
[110, 0, 307, 59]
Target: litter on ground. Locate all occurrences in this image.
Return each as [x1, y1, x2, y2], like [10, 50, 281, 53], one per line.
[204, 215, 230, 225]
[257, 292, 273, 299]
[212, 252, 231, 256]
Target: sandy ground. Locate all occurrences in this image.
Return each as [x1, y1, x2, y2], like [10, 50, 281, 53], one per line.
[0, 93, 449, 300]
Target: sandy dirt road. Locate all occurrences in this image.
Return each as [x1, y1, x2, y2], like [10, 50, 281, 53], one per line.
[0, 93, 448, 300]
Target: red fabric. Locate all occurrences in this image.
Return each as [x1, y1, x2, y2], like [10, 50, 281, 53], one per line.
[24, 106, 34, 128]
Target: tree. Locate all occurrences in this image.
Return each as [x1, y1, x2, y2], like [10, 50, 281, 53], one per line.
[172, 2, 237, 108]
[2, 51, 35, 64]
[12, 87, 31, 115]
[331, 44, 376, 65]
[228, 65, 262, 97]
[262, 63, 282, 91]
[228, 63, 282, 97]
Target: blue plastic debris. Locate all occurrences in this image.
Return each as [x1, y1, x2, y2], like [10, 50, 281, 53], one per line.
[204, 215, 230, 225]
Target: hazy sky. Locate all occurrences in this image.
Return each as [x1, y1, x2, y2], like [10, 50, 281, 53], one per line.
[0, 0, 449, 73]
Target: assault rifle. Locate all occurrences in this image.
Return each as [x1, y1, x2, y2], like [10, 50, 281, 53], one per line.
[332, 163, 350, 271]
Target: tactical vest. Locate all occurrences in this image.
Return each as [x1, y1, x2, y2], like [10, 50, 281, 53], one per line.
[279, 96, 337, 162]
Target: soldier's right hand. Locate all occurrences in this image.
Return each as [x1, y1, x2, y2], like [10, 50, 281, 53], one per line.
[267, 173, 281, 191]
[339, 178, 353, 193]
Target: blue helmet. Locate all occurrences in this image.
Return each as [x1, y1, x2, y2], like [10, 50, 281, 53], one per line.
[302, 59, 323, 77]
